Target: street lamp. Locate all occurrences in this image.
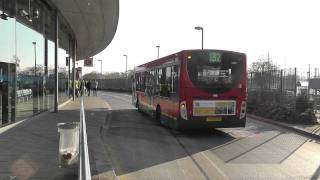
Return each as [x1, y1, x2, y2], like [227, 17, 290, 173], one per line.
[123, 54, 128, 78]
[194, 26, 204, 49]
[156, 45, 160, 59]
[98, 60, 102, 75]
[98, 59, 102, 90]
[32, 41, 39, 113]
[32, 42, 37, 75]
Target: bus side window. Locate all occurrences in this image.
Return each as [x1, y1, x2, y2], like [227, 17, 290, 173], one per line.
[139, 73, 143, 91]
[159, 68, 167, 97]
[150, 70, 155, 95]
[135, 74, 139, 91]
[156, 68, 162, 95]
[169, 65, 179, 100]
[142, 72, 147, 92]
[165, 66, 172, 97]
[172, 65, 179, 93]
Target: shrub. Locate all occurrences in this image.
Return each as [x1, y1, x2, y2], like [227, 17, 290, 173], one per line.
[248, 90, 317, 125]
[297, 109, 317, 125]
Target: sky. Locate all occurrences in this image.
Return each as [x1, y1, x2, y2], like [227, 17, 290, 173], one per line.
[80, 0, 320, 75]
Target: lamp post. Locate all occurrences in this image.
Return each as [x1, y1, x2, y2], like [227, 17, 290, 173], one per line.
[98, 60, 102, 90]
[32, 41, 39, 113]
[156, 45, 160, 59]
[194, 26, 204, 49]
[32, 42, 37, 76]
[98, 60, 102, 75]
[123, 54, 128, 78]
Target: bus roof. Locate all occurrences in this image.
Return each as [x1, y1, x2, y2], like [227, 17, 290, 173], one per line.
[135, 49, 246, 70]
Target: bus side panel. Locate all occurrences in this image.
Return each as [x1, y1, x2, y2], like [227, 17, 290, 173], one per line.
[137, 91, 149, 109]
[153, 96, 179, 120]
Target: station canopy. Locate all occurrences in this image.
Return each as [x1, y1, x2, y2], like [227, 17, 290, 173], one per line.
[51, 0, 119, 60]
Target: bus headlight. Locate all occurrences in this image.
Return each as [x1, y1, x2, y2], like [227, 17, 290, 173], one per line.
[180, 101, 188, 120]
[240, 101, 246, 119]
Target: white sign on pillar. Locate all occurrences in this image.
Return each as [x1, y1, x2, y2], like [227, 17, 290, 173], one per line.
[84, 57, 93, 67]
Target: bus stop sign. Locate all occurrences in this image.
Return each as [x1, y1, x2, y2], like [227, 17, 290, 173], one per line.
[84, 57, 93, 67]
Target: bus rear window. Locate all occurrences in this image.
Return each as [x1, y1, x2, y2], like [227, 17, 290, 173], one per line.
[187, 51, 245, 94]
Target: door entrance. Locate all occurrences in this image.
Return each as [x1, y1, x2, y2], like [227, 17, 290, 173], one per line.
[0, 62, 16, 126]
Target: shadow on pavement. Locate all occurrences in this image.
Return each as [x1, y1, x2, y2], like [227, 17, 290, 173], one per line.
[311, 165, 320, 180]
[0, 109, 79, 180]
[100, 109, 236, 176]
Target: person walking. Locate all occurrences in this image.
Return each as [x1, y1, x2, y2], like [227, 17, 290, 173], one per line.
[80, 79, 84, 96]
[69, 79, 73, 97]
[86, 80, 91, 96]
[93, 80, 98, 96]
[75, 79, 79, 98]
[65, 81, 68, 96]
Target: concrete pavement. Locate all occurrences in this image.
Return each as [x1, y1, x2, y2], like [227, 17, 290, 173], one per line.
[248, 114, 320, 140]
[2, 91, 320, 180]
[0, 96, 114, 180]
[0, 99, 78, 179]
[99, 91, 320, 180]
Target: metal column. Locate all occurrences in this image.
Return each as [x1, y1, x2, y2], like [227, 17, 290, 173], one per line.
[44, 28, 48, 110]
[54, 12, 59, 112]
[73, 40, 76, 101]
[68, 39, 71, 98]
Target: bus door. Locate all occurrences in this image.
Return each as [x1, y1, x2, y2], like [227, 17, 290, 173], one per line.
[132, 73, 137, 106]
[146, 71, 156, 109]
[0, 62, 16, 125]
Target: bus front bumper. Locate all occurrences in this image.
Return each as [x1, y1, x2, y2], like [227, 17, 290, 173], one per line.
[178, 115, 246, 129]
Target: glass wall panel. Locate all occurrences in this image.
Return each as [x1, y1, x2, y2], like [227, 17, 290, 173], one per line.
[0, 0, 75, 125]
[0, 16, 16, 125]
[47, 41, 55, 111]
[16, 22, 44, 120]
[58, 48, 69, 104]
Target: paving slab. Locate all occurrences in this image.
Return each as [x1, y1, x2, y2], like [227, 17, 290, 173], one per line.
[0, 95, 113, 180]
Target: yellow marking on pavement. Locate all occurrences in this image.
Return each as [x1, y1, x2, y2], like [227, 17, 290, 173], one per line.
[200, 152, 228, 179]
[105, 101, 112, 110]
[118, 175, 128, 180]
[177, 159, 191, 180]
[58, 98, 72, 110]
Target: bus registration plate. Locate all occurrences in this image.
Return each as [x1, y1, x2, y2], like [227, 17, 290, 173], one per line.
[206, 117, 222, 122]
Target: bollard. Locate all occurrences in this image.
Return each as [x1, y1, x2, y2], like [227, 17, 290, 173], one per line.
[57, 122, 79, 168]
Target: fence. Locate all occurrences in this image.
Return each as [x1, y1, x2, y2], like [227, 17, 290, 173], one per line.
[99, 79, 131, 92]
[248, 68, 298, 96]
[97, 66, 320, 102]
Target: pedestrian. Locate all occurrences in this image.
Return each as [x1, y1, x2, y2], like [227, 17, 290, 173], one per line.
[93, 80, 98, 96]
[65, 81, 68, 96]
[86, 80, 91, 96]
[69, 80, 73, 97]
[75, 79, 79, 97]
[80, 79, 84, 96]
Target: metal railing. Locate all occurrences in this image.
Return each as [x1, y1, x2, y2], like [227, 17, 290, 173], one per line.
[78, 97, 91, 180]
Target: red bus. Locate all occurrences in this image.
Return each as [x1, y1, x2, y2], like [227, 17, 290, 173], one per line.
[132, 49, 247, 129]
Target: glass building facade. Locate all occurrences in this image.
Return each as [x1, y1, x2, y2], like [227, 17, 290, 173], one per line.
[0, 0, 75, 125]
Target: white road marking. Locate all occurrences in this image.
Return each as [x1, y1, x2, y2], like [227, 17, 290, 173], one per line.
[200, 152, 228, 179]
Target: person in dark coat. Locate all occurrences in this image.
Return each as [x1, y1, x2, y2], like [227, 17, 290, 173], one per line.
[86, 80, 91, 96]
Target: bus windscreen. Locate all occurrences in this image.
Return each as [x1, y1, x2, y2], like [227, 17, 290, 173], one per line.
[187, 51, 244, 94]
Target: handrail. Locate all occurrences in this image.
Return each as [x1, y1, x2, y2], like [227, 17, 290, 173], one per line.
[78, 97, 91, 180]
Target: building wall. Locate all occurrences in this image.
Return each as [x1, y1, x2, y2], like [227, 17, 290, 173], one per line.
[0, 0, 75, 125]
